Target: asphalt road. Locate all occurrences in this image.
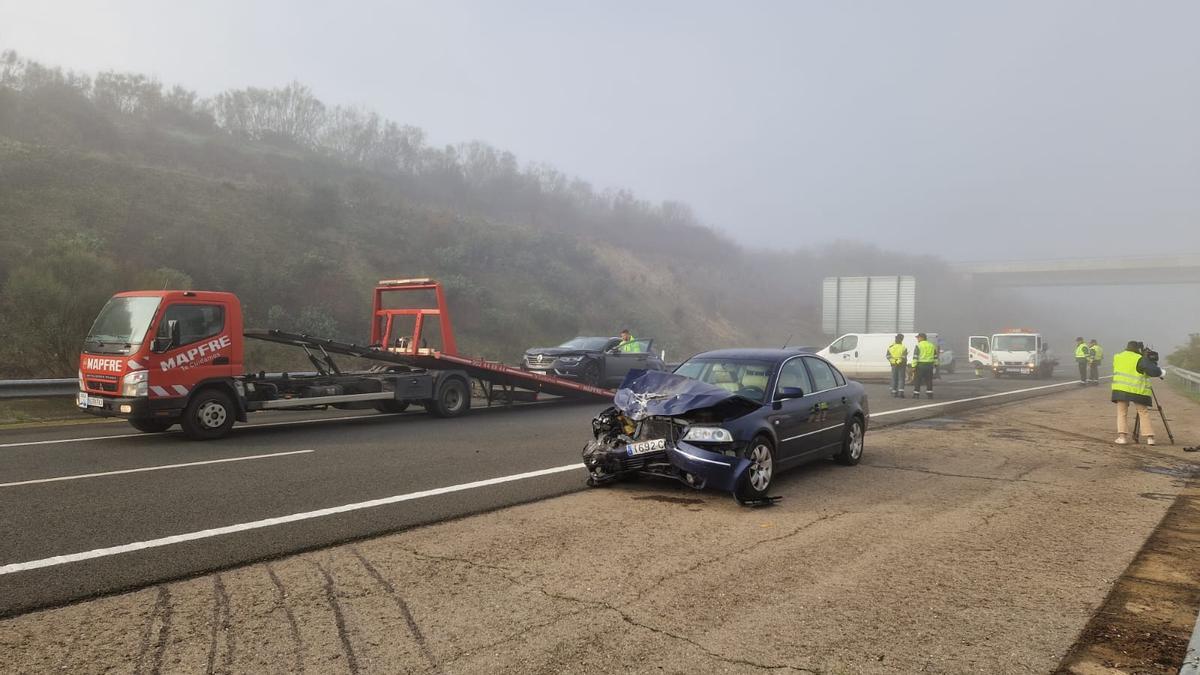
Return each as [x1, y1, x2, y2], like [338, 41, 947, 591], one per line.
[0, 369, 1091, 616]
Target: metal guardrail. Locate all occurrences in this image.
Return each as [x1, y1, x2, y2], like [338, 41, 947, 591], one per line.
[0, 378, 78, 400]
[1167, 366, 1200, 395]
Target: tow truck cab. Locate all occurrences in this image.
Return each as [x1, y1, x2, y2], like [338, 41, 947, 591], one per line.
[78, 290, 244, 430]
[987, 329, 1057, 378]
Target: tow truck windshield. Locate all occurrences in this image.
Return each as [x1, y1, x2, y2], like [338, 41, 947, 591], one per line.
[994, 335, 1037, 351]
[84, 296, 161, 354]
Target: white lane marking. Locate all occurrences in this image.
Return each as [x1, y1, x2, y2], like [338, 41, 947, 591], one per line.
[872, 377, 1110, 419]
[0, 463, 582, 575]
[0, 413, 407, 449]
[0, 397, 568, 450]
[0, 450, 314, 488]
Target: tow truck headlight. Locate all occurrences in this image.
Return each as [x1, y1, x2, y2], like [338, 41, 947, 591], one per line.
[120, 370, 149, 397]
[78, 369, 85, 391]
[682, 426, 733, 443]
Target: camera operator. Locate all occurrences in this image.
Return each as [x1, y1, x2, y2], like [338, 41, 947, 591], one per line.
[1111, 340, 1163, 445]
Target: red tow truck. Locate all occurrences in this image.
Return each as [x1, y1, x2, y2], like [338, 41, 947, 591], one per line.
[77, 278, 612, 439]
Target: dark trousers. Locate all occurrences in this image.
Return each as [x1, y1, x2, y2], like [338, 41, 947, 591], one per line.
[890, 364, 906, 393]
[1088, 361, 1099, 382]
[1077, 358, 1088, 382]
[913, 363, 935, 393]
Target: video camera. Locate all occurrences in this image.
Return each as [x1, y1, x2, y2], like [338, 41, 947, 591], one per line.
[1129, 341, 1159, 362]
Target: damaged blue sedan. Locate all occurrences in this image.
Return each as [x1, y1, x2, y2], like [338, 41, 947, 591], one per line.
[583, 348, 869, 505]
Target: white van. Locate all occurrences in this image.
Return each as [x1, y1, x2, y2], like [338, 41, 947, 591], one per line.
[818, 333, 955, 379]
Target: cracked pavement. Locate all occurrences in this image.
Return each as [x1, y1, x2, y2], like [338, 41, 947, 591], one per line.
[2, 385, 1197, 673]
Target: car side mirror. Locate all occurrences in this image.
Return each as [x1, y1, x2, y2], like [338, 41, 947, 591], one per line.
[152, 319, 180, 353]
[776, 386, 805, 400]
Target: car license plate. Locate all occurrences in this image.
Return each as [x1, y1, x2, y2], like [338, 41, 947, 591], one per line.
[1017, 368, 1030, 374]
[626, 438, 667, 456]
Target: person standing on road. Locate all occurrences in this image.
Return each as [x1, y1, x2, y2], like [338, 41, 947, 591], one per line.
[911, 332, 938, 399]
[1112, 341, 1162, 445]
[886, 334, 909, 398]
[1087, 339, 1103, 385]
[1074, 337, 1090, 384]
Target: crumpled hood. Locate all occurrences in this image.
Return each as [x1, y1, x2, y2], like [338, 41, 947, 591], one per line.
[614, 370, 761, 421]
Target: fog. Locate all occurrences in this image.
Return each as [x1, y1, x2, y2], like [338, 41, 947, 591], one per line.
[2, 0, 1197, 351]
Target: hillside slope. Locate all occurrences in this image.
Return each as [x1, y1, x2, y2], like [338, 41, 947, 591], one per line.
[0, 49, 990, 377]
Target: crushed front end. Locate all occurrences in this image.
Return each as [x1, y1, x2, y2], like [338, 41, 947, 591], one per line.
[582, 370, 758, 496]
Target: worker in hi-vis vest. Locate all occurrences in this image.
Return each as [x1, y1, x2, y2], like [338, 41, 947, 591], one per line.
[1074, 337, 1090, 384]
[616, 329, 639, 353]
[1111, 340, 1162, 445]
[911, 333, 938, 399]
[1087, 339, 1103, 385]
[886, 334, 909, 398]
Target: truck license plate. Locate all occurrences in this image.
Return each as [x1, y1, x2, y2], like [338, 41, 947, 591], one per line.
[626, 438, 667, 456]
[77, 393, 103, 408]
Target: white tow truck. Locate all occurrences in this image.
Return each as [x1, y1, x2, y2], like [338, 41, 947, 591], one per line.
[968, 329, 1058, 378]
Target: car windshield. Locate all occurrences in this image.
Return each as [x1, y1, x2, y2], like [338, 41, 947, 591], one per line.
[994, 335, 1036, 351]
[557, 337, 612, 351]
[673, 358, 774, 403]
[84, 296, 161, 353]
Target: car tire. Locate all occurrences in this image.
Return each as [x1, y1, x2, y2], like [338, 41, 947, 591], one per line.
[375, 400, 410, 414]
[128, 418, 175, 433]
[180, 389, 236, 440]
[735, 435, 775, 501]
[428, 378, 470, 418]
[835, 416, 865, 466]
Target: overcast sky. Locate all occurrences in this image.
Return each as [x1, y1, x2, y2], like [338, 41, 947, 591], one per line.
[1, 1, 1197, 262]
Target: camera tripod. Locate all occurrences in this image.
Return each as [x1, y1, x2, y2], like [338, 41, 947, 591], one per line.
[1132, 386, 1175, 445]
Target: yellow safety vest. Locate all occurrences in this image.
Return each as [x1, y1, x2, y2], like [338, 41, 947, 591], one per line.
[619, 335, 639, 353]
[1074, 343, 1089, 359]
[915, 340, 937, 364]
[1111, 350, 1150, 397]
[1089, 344, 1103, 363]
[887, 343, 908, 366]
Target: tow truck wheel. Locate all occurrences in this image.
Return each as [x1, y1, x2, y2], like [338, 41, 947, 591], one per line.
[735, 436, 774, 502]
[128, 418, 175, 433]
[429, 378, 470, 418]
[181, 389, 236, 440]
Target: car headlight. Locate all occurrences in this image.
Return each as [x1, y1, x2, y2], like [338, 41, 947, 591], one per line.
[557, 356, 583, 364]
[120, 370, 149, 397]
[682, 426, 733, 443]
[78, 369, 85, 391]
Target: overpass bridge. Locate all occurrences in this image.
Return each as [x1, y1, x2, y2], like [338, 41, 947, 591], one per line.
[949, 255, 1200, 286]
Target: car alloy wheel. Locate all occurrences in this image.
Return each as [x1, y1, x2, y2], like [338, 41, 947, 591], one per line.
[848, 421, 863, 460]
[747, 441, 773, 492]
[836, 417, 865, 466]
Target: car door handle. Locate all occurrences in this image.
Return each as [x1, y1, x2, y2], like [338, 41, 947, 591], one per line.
[853, 351, 858, 357]
[841, 396, 847, 404]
